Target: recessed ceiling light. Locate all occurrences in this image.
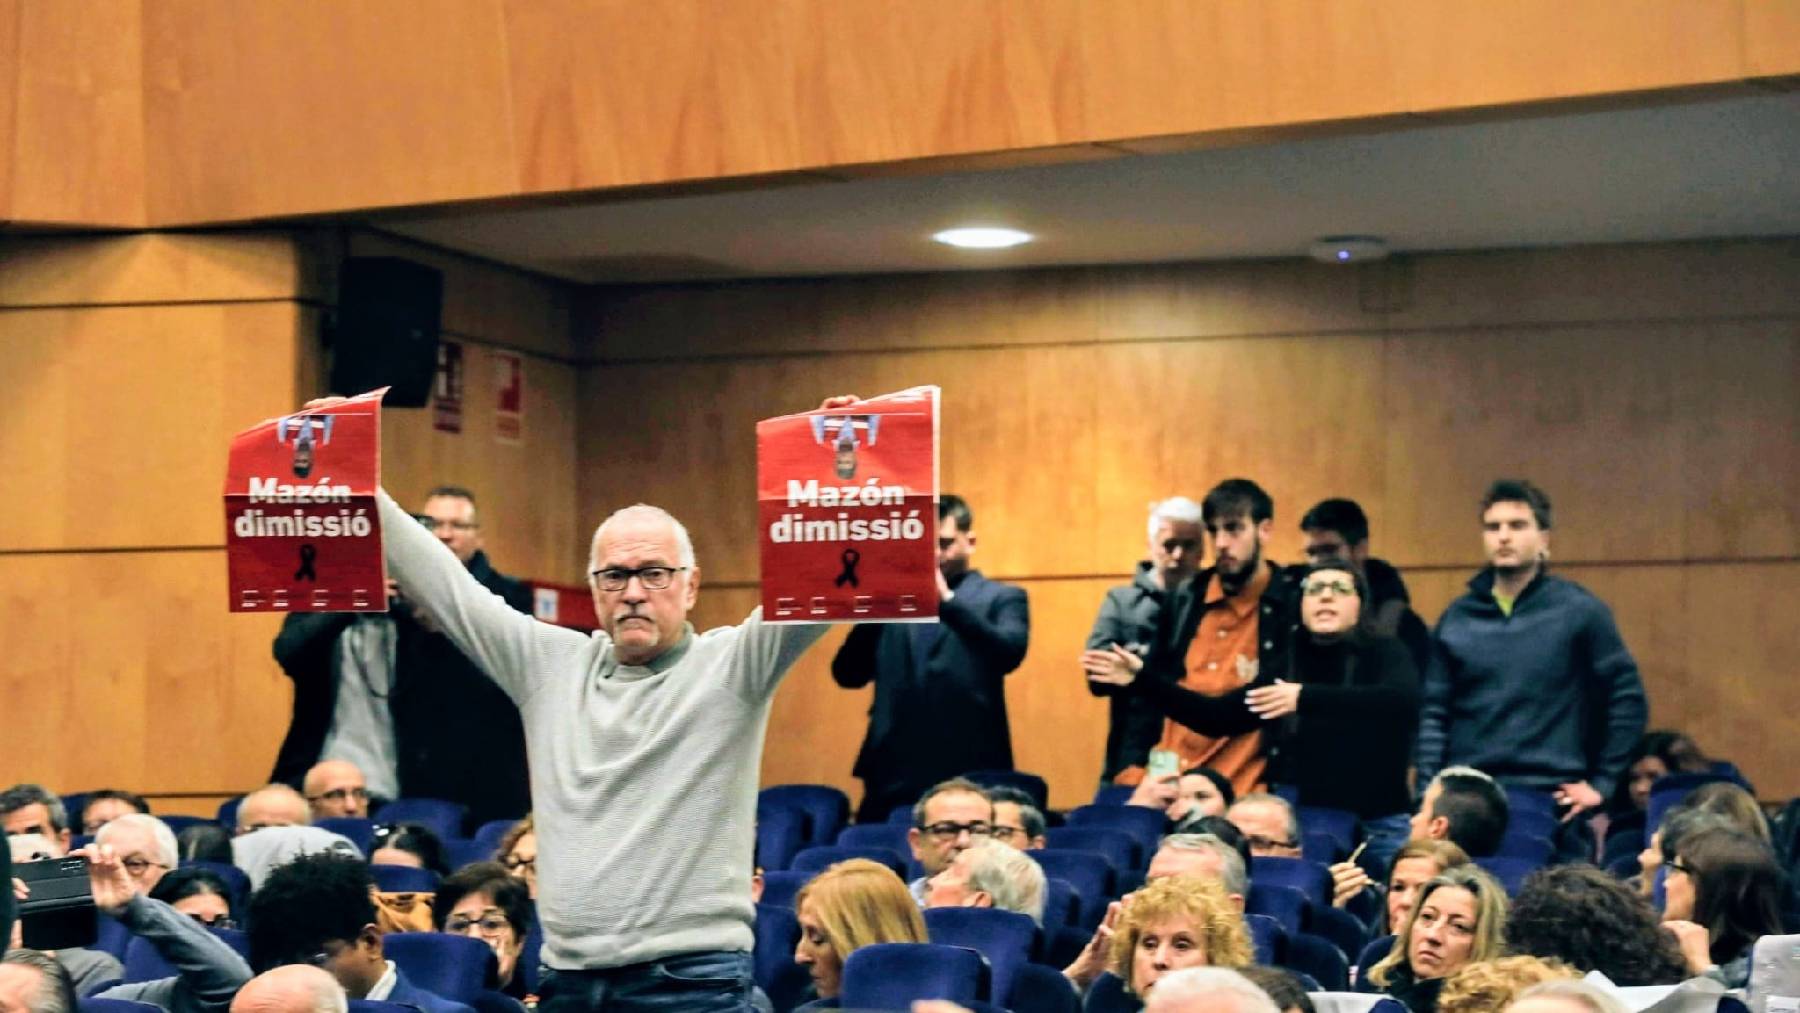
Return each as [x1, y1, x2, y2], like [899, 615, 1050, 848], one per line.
[932, 227, 1034, 249]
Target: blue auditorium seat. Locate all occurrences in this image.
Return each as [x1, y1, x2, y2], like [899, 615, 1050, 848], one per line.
[964, 770, 1049, 810]
[838, 943, 989, 1008]
[923, 907, 1036, 1007]
[1065, 805, 1166, 860]
[1043, 826, 1140, 877]
[370, 864, 440, 893]
[789, 845, 907, 880]
[316, 817, 376, 854]
[757, 805, 808, 872]
[835, 822, 912, 855]
[373, 798, 468, 841]
[760, 870, 811, 910]
[382, 932, 494, 1002]
[753, 903, 811, 1013]
[759, 785, 850, 847]
[1247, 882, 1309, 935]
[1250, 856, 1333, 909]
[1026, 850, 1114, 930]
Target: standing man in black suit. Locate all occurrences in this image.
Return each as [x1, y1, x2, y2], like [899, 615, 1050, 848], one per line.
[832, 494, 1031, 823]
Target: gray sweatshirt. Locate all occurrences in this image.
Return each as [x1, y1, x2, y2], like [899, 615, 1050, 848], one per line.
[377, 490, 828, 969]
[98, 895, 252, 1013]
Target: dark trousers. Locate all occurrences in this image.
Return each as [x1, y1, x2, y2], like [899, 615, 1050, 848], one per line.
[538, 951, 755, 1013]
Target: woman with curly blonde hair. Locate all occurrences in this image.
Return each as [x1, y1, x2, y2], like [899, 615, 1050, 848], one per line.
[792, 859, 927, 1006]
[1370, 865, 1510, 1013]
[1109, 874, 1253, 1005]
[1438, 956, 1578, 1013]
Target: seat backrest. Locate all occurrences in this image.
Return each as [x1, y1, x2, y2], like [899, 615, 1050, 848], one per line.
[1247, 882, 1309, 935]
[1247, 912, 1287, 966]
[1284, 930, 1350, 991]
[759, 869, 810, 910]
[1250, 856, 1334, 908]
[756, 805, 808, 872]
[1307, 903, 1372, 963]
[374, 799, 469, 841]
[1081, 972, 1141, 1013]
[1494, 833, 1555, 864]
[753, 903, 812, 1013]
[758, 785, 850, 847]
[889, 803, 917, 825]
[836, 822, 912, 855]
[1473, 856, 1538, 896]
[1025, 850, 1115, 930]
[469, 819, 516, 858]
[315, 817, 376, 854]
[924, 907, 1037, 1006]
[370, 864, 441, 893]
[789, 844, 906, 880]
[839, 942, 990, 1007]
[1066, 806, 1166, 856]
[1647, 772, 1743, 835]
[382, 932, 495, 1002]
[1354, 935, 1398, 993]
[964, 770, 1048, 811]
[442, 837, 488, 872]
[93, 912, 134, 961]
[1748, 933, 1800, 1013]
[158, 815, 217, 836]
[1043, 826, 1139, 875]
[215, 795, 245, 829]
[1091, 785, 1135, 807]
[1296, 805, 1359, 853]
[1303, 831, 1347, 865]
[1041, 877, 1079, 930]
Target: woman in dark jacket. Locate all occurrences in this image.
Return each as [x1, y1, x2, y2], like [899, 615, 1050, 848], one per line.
[1088, 558, 1418, 857]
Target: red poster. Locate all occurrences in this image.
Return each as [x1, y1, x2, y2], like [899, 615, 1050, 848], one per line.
[494, 351, 523, 444]
[224, 389, 388, 613]
[757, 386, 939, 623]
[433, 340, 463, 434]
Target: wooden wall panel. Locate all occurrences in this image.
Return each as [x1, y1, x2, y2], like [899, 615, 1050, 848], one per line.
[0, 0, 19, 222]
[141, 0, 520, 223]
[0, 233, 305, 307]
[8, 0, 144, 225]
[579, 239, 1800, 804]
[1745, 0, 1800, 77]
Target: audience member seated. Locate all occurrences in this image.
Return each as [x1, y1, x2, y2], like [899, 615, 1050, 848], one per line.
[1105, 876, 1253, 1010]
[1168, 769, 1234, 834]
[1147, 834, 1248, 905]
[432, 862, 533, 1000]
[81, 791, 151, 835]
[1235, 965, 1314, 1013]
[1505, 980, 1629, 1013]
[233, 826, 362, 892]
[492, 816, 536, 899]
[369, 825, 448, 878]
[924, 838, 1047, 926]
[7, 838, 123, 995]
[1227, 794, 1302, 859]
[303, 762, 372, 822]
[1635, 808, 1734, 899]
[986, 786, 1048, 851]
[0, 950, 78, 1013]
[96, 814, 179, 893]
[1146, 967, 1281, 1013]
[230, 964, 348, 1013]
[1366, 866, 1509, 1013]
[1337, 838, 1471, 938]
[1409, 769, 1509, 858]
[247, 854, 472, 1013]
[1504, 866, 1688, 986]
[1611, 731, 1708, 821]
[178, 825, 236, 865]
[1, 785, 72, 855]
[236, 786, 312, 836]
[151, 868, 239, 930]
[1660, 826, 1787, 988]
[906, 779, 995, 904]
[791, 858, 928, 1009]
[1437, 956, 1577, 1013]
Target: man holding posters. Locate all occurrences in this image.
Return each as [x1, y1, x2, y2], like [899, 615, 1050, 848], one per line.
[830, 494, 1032, 823]
[287, 393, 883, 1012]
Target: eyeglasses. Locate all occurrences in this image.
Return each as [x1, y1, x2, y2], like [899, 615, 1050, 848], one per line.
[187, 913, 237, 930]
[121, 857, 170, 876]
[445, 914, 512, 936]
[417, 515, 478, 533]
[308, 787, 369, 803]
[1302, 579, 1357, 597]
[920, 821, 993, 841]
[502, 855, 536, 873]
[589, 566, 688, 592]
[1246, 834, 1297, 851]
[1662, 858, 1691, 875]
[989, 825, 1024, 842]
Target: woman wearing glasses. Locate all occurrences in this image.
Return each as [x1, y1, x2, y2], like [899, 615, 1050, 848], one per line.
[1087, 558, 1421, 868]
[494, 815, 538, 898]
[434, 862, 535, 1000]
[1660, 826, 1788, 988]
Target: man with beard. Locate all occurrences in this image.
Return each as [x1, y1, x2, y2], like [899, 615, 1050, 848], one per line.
[1087, 479, 1299, 795]
[1417, 480, 1646, 822]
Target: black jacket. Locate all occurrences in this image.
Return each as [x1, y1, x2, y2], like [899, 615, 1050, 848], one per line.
[1084, 562, 1179, 781]
[1418, 567, 1646, 799]
[832, 570, 1029, 806]
[1136, 632, 1420, 818]
[270, 549, 533, 824]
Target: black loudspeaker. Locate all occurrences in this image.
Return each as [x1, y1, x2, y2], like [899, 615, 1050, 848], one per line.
[330, 257, 444, 407]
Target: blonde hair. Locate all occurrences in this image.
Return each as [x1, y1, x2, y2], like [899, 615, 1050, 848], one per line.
[1385, 837, 1474, 931]
[1370, 865, 1509, 987]
[795, 859, 927, 961]
[1439, 956, 1578, 1013]
[1111, 875, 1253, 996]
[495, 814, 534, 861]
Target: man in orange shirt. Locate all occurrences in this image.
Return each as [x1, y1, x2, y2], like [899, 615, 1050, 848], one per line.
[1087, 479, 1300, 796]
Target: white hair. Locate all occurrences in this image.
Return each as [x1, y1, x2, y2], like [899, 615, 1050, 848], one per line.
[1231, 792, 1300, 845]
[97, 813, 178, 868]
[1148, 496, 1204, 544]
[1146, 968, 1281, 1013]
[960, 839, 1047, 926]
[1434, 765, 1498, 787]
[590, 503, 697, 570]
[1510, 980, 1630, 1013]
[1157, 833, 1249, 897]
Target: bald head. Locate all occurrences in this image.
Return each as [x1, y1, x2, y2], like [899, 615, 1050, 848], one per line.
[1147, 969, 1282, 1013]
[588, 504, 700, 667]
[231, 965, 347, 1013]
[301, 761, 368, 820]
[237, 785, 311, 835]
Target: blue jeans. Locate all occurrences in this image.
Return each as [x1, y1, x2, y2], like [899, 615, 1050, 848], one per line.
[538, 951, 755, 1013]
